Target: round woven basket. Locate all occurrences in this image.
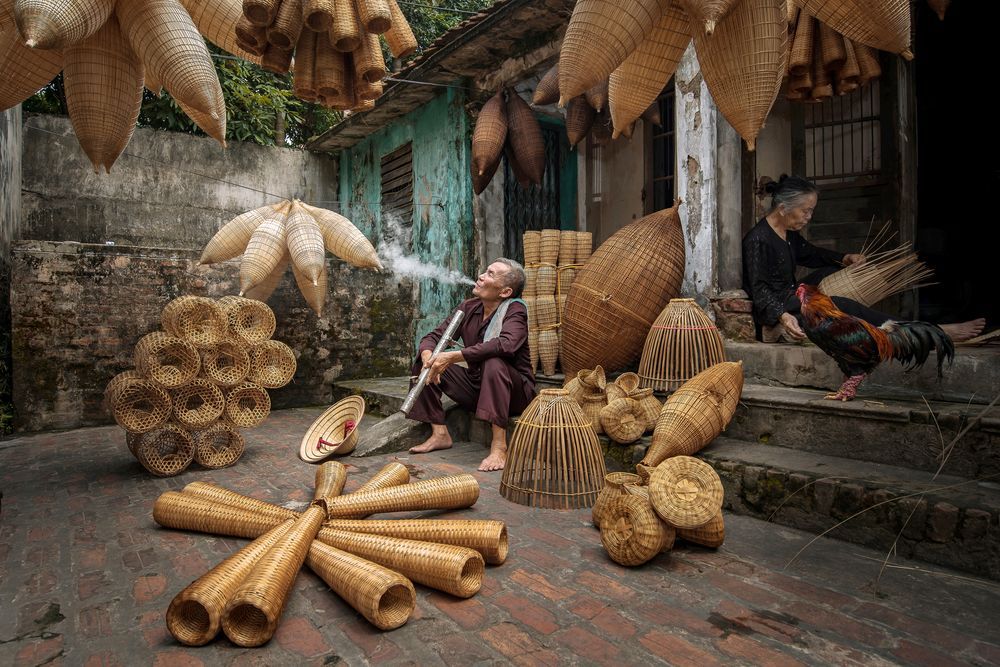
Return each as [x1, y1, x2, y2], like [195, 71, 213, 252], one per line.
[591, 471, 642, 529]
[648, 456, 724, 529]
[599, 494, 672, 566]
[224, 382, 271, 428]
[135, 423, 196, 477]
[162, 296, 228, 349]
[193, 421, 246, 469]
[105, 369, 143, 404]
[676, 510, 725, 548]
[248, 340, 297, 388]
[523, 231, 541, 266]
[201, 339, 251, 388]
[299, 395, 365, 462]
[110, 378, 173, 434]
[173, 379, 226, 429]
[134, 332, 201, 389]
[638, 298, 726, 391]
[500, 388, 606, 509]
[580, 393, 607, 435]
[632, 388, 661, 434]
[600, 397, 646, 444]
[219, 296, 277, 346]
[472, 91, 507, 177]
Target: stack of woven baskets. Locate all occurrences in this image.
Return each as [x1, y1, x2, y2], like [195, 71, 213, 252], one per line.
[521, 229, 592, 377]
[470, 89, 548, 195]
[153, 461, 509, 644]
[107, 295, 295, 476]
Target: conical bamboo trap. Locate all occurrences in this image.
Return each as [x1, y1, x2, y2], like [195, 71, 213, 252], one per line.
[471, 89, 547, 194]
[819, 244, 935, 307]
[637, 298, 727, 391]
[109, 295, 293, 476]
[500, 388, 607, 509]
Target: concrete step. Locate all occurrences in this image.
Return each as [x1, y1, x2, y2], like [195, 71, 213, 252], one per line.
[697, 436, 1000, 581]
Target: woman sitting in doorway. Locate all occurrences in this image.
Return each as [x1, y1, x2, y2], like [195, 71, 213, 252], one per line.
[742, 174, 984, 343]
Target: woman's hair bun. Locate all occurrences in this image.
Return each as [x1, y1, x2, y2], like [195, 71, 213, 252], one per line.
[763, 180, 779, 195]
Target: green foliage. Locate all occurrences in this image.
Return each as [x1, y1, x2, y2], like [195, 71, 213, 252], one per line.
[390, 1, 494, 66]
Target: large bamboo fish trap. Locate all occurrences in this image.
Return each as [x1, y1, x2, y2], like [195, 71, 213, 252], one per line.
[248, 340, 297, 388]
[134, 423, 196, 477]
[110, 378, 172, 433]
[161, 295, 228, 349]
[223, 382, 271, 428]
[676, 510, 726, 548]
[172, 378, 226, 429]
[637, 298, 727, 391]
[219, 296, 277, 345]
[324, 474, 481, 518]
[134, 332, 201, 389]
[298, 394, 365, 462]
[201, 339, 251, 388]
[500, 389, 607, 509]
[793, 0, 912, 57]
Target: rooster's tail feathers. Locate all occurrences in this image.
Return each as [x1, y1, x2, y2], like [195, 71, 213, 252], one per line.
[881, 320, 955, 376]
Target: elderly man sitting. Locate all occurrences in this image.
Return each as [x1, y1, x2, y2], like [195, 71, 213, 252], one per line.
[406, 258, 536, 471]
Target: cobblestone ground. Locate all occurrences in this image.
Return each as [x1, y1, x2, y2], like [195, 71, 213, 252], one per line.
[2, 406, 999, 666]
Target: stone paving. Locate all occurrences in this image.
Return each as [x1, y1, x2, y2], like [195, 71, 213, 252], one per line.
[2, 406, 1000, 666]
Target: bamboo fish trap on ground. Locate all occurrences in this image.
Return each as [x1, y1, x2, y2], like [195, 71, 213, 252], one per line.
[637, 298, 727, 391]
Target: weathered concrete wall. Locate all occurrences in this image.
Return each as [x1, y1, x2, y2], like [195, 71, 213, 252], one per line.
[338, 88, 475, 347]
[20, 114, 339, 248]
[9, 241, 413, 432]
[2, 107, 22, 432]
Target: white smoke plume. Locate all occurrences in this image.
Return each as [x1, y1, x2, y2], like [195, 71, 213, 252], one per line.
[377, 213, 475, 286]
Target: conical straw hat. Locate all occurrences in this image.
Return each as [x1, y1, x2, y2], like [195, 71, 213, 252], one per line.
[794, 0, 911, 57]
[648, 456, 724, 529]
[313, 461, 348, 503]
[167, 520, 294, 646]
[285, 201, 327, 286]
[299, 395, 365, 462]
[305, 541, 415, 630]
[324, 474, 480, 517]
[14, 0, 114, 49]
[1, 26, 63, 112]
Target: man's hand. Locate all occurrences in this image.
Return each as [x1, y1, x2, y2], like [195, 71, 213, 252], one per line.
[842, 253, 866, 267]
[425, 350, 463, 385]
[780, 312, 807, 340]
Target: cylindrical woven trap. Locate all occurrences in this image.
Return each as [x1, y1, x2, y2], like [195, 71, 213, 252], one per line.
[105, 369, 143, 404]
[558, 230, 577, 265]
[649, 456, 724, 529]
[638, 298, 726, 391]
[539, 229, 561, 264]
[224, 382, 271, 428]
[500, 389, 606, 509]
[218, 295, 277, 345]
[591, 471, 642, 529]
[324, 474, 480, 518]
[523, 267, 538, 299]
[110, 377, 172, 433]
[134, 332, 201, 389]
[248, 340, 297, 388]
[134, 423, 195, 477]
[161, 296, 229, 349]
[575, 231, 593, 263]
[201, 339, 251, 387]
[536, 266, 556, 296]
[193, 422, 246, 469]
[523, 231, 541, 265]
[299, 394, 365, 462]
[173, 379, 226, 429]
[313, 461, 349, 503]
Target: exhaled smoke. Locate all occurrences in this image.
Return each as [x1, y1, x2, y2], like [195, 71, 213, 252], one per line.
[377, 213, 475, 286]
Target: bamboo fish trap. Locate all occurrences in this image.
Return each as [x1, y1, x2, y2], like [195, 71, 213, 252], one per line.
[637, 298, 727, 391]
[500, 388, 607, 509]
[599, 492, 674, 566]
[648, 456, 724, 529]
[819, 244, 934, 307]
[591, 471, 642, 529]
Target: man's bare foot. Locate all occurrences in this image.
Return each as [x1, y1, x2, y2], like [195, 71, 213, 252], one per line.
[478, 444, 506, 472]
[409, 433, 453, 454]
[941, 318, 986, 343]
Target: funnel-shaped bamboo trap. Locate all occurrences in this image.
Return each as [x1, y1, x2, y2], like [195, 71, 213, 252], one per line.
[648, 456, 724, 529]
[110, 377, 172, 433]
[326, 519, 508, 566]
[14, 0, 115, 49]
[324, 474, 480, 518]
[218, 296, 277, 345]
[637, 298, 726, 391]
[566, 94, 596, 148]
[134, 423, 196, 476]
[179, 0, 262, 62]
[564, 365, 607, 404]
[677, 0, 739, 34]
[472, 90, 507, 177]
[354, 461, 410, 493]
[202, 341, 250, 388]
[299, 395, 365, 462]
[313, 460, 348, 503]
[819, 245, 935, 307]
[533, 63, 559, 105]
[155, 490, 293, 537]
[172, 378, 225, 429]
[591, 471, 642, 529]
[181, 481, 297, 521]
[384, 0, 417, 58]
[506, 91, 545, 185]
[500, 389, 606, 509]
[599, 493, 673, 566]
[1, 21, 64, 112]
[792, 0, 911, 57]
[248, 340, 296, 388]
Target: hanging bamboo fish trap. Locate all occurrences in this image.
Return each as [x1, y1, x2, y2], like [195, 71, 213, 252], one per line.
[172, 378, 226, 429]
[180, 0, 262, 63]
[591, 471, 643, 529]
[134, 332, 201, 389]
[600, 397, 646, 444]
[472, 91, 507, 177]
[648, 456, 724, 529]
[134, 422, 196, 477]
[788, 10, 815, 76]
[560, 203, 685, 378]
[193, 420, 246, 468]
[298, 394, 365, 462]
[818, 21, 846, 71]
[583, 80, 608, 113]
[201, 339, 251, 388]
[384, 0, 417, 58]
[248, 340, 297, 388]
[500, 388, 607, 509]
[506, 91, 545, 185]
[599, 493, 673, 566]
[677, 0, 739, 34]
[927, 0, 949, 21]
[110, 377, 172, 433]
[284, 201, 326, 286]
[793, 0, 912, 57]
[218, 296, 277, 346]
[199, 203, 282, 265]
[291, 250, 329, 316]
[265, 0, 302, 50]
[819, 244, 935, 307]
[240, 215, 287, 294]
[14, 0, 114, 49]
[223, 381, 270, 428]
[472, 149, 501, 196]
[637, 298, 727, 391]
[676, 510, 725, 548]
[1, 29, 64, 112]
[532, 63, 559, 105]
[566, 95, 596, 147]
[300, 202, 382, 270]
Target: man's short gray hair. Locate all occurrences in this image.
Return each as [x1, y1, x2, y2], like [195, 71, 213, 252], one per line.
[494, 257, 526, 298]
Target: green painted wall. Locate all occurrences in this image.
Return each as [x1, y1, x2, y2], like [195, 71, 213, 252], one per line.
[338, 88, 474, 353]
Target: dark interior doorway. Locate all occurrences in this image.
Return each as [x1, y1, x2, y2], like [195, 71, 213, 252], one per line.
[915, 0, 998, 329]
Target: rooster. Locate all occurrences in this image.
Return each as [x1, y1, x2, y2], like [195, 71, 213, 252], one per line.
[795, 284, 955, 401]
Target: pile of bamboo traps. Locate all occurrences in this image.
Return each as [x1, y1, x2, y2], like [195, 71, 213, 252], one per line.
[238, 0, 417, 112]
[594, 455, 726, 567]
[154, 461, 509, 644]
[470, 88, 546, 195]
[600, 372, 662, 443]
[107, 295, 294, 476]
[520, 229, 592, 377]
[197, 198, 382, 316]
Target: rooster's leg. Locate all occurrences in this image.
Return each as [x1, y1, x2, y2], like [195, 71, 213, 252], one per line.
[824, 374, 867, 401]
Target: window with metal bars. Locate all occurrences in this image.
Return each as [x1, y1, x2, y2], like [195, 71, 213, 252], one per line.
[650, 83, 676, 211]
[803, 82, 881, 184]
[503, 124, 562, 262]
[380, 142, 413, 245]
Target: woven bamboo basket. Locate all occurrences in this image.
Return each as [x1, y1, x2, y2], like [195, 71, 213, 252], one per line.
[248, 340, 297, 388]
[632, 388, 661, 434]
[313, 460, 348, 503]
[355, 0, 391, 33]
[788, 69, 813, 94]
[162, 296, 228, 349]
[504, 143, 532, 188]
[282, 200, 326, 285]
[500, 388, 606, 508]
[315, 42, 350, 99]
[353, 30, 386, 84]
[135, 423, 195, 476]
[600, 398, 646, 444]
[649, 456, 724, 529]
[559, 203, 685, 378]
[201, 339, 251, 388]
[105, 369, 144, 405]
[110, 377, 172, 433]
[558, 0, 665, 103]
[326, 519, 508, 565]
[539, 229, 561, 265]
[193, 421, 246, 468]
[533, 63, 559, 105]
[117, 0, 224, 118]
[580, 393, 607, 435]
[818, 21, 846, 71]
[182, 481, 297, 520]
[534, 295, 557, 329]
[298, 394, 365, 462]
[538, 330, 559, 376]
[180, 0, 262, 63]
[354, 461, 409, 493]
[300, 202, 382, 269]
[599, 493, 672, 566]
[167, 520, 294, 646]
[566, 95, 596, 147]
[591, 471, 642, 528]
[788, 10, 814, 76]
[575, 231, 593, 263]
[235, 16, 266, 56]
[240, 216, 288, 294]
[0, 24, 63, 112]
[316, 529, 484, 598]
[506, 92, 545, 185]
[173, 378, 225, 429]
[134, 332, 201, 389]
[640, 361, 744, 468]
[384, 0, 417, 58]
[608, 2, 689, 137]
[305, 541, 415, 630]
[222, 504, 325, 647]
[302, 0, 335, 30]
[261, 43, 293, 75]
[855, 43, 881, 86]
[329, 0, 361, 52]
[13, 0, 114, 49]
[640, 102, 661, 125]
[472, 91, 507, 177]
[522, 267, 538, 298]
[637, 298, 726, 391]
[154, 490, 290, 537]
[324, 474, 480, 518]
[809, 43, 833, 100]
[528, 330, 539, 374]
[536, 266, 556, 296]
[242, 0, 280, 26]
[265, 0, 302, 50]
[835, 39, 860, 89]
[63, 17, 142, 173]
[523, 231, 541, 265]
[222, 382, 270, 428]
[692, 0, 787, 150]
[471, 148, 500, 196]
[557, 294, 568, 322]
[291, 245, 329, 316]
[199, 202, 283, 265]
[522, 296, 537, 330]
[219, 295, 277, 345]
[583, 80, 608, 113]
[793, 0, 911, 57]
[819, 244, 934, 307]
[677, 0, 739, 34]
[564, 365, 606, 404]
[676, 510, 725, 548]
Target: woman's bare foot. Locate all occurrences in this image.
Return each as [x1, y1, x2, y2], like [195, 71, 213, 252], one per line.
[941, 318, 986, 343]
[409, 432, 453, 454]
[478, 443, 506, 472]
